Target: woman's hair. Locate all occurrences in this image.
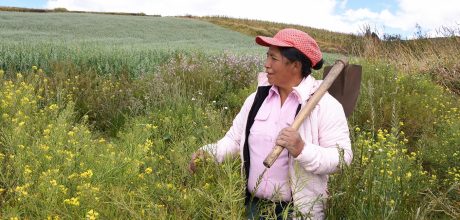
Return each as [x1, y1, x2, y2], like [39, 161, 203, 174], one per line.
[280, 47, 324, 77]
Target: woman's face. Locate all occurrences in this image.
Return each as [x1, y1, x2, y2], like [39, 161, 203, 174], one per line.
[264, 46, 301, 89]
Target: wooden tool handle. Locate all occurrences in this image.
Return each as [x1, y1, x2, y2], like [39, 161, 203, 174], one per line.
[263, 58, 348, 168]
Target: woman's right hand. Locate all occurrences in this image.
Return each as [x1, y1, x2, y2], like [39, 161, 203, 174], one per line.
[188, 150, 207, 174]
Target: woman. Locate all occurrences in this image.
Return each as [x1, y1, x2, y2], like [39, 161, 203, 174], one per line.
[189, 28, 352, 219]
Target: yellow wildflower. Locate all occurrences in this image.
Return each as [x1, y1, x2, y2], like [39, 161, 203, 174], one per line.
[68, 173, 79, 179]
[59, 185, 68, 194]
[405, 172, 412, 179]
[47, 215, 60, 220]
[20, 97, 30, 105]
[40, 144, 49, 151]
[24, 165, 32, 176]
[145, 167, 153, 174]
[80, 169, 93, 178]
[48, 104, 59, 111]
[64, 197, 80, 206]
[15, 184, 30, 196]
[86, 209, 99, 220]
[377, 129, 386, 141]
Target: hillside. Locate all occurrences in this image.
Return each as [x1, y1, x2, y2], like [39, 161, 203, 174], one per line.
[193, 16, 360, 54]
[0, 11, 267, 76]
[0, 10, 346, 76]
[0, 11, 262, 54]
[0, 6, 360, 55]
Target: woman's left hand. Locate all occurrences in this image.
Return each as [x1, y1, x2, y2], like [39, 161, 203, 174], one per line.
[276, 127, 304, 157]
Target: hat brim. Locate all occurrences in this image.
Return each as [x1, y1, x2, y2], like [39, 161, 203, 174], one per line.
[255, 36, 293, 47]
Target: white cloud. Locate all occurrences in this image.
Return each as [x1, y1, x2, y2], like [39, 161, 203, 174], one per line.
[46, 0, 460, 38]
[46, 0, 358, 33]
[341, 0, 460, 37]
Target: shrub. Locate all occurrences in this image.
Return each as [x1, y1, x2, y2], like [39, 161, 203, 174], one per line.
[53, 8, 68, 12]
[327, 128, 435, 219]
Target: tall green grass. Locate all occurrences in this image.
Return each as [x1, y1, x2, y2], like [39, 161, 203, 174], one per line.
[330, 60, 460, 219]
[1, 56, 458, 219]
[356, 29, 460, 94]
[0, 69, 246, 219]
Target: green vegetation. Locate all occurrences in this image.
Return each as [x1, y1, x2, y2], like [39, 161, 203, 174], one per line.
[0, 10, 459, 219]
[359, 35, 460, 94]
[0, 6, 147, 16]
[197, 16, 460, 94]
[0, 11, 266, 76]
[195, 16, 359, 54]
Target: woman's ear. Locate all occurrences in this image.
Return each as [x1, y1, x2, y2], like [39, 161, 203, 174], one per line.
[292, 60, 302, 72]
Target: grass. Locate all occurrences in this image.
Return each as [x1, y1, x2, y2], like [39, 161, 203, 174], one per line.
[0, 11, 265, 76]
[353, 27, 460, 95]
[0, 9, 459, 219]
[194, 16, 360, 54]
[196, 16, 460, 95]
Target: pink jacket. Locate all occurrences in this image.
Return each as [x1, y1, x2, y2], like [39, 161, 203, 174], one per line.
[202, 72, 352, 219]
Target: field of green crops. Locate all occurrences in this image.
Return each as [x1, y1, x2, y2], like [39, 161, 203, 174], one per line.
[0, 11, 459, 219]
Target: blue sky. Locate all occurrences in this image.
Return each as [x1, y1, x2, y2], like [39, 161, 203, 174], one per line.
[1, 0, 46, 9]
[343, 0, 398, 12]
[1, 0, 459, 39]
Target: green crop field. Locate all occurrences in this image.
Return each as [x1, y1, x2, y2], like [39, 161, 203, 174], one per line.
[0, 12, 342, 77]
[0, 12, 262, 50]
[0, 11, 266, 77]
[0, 10, 459, 220]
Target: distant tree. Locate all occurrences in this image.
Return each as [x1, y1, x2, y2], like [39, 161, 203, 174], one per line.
[53, 8, 68, 12]
[383, 33, 402, 41]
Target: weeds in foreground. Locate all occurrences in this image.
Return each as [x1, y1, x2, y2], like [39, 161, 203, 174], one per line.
[0, 55, 459, 219]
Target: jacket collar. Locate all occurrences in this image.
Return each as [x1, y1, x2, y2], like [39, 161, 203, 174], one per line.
[257, 72, 317, 104]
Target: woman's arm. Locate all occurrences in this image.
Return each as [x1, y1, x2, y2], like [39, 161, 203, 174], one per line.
[294, 95, 352, 175]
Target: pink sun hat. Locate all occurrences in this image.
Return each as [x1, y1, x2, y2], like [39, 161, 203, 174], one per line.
[255, 28, 323, 67]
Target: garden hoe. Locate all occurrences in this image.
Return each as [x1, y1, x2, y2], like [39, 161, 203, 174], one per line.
[263, 58, 362, 168]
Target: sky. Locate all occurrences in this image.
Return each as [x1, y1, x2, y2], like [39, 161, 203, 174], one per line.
[2, 0, 460, 39]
